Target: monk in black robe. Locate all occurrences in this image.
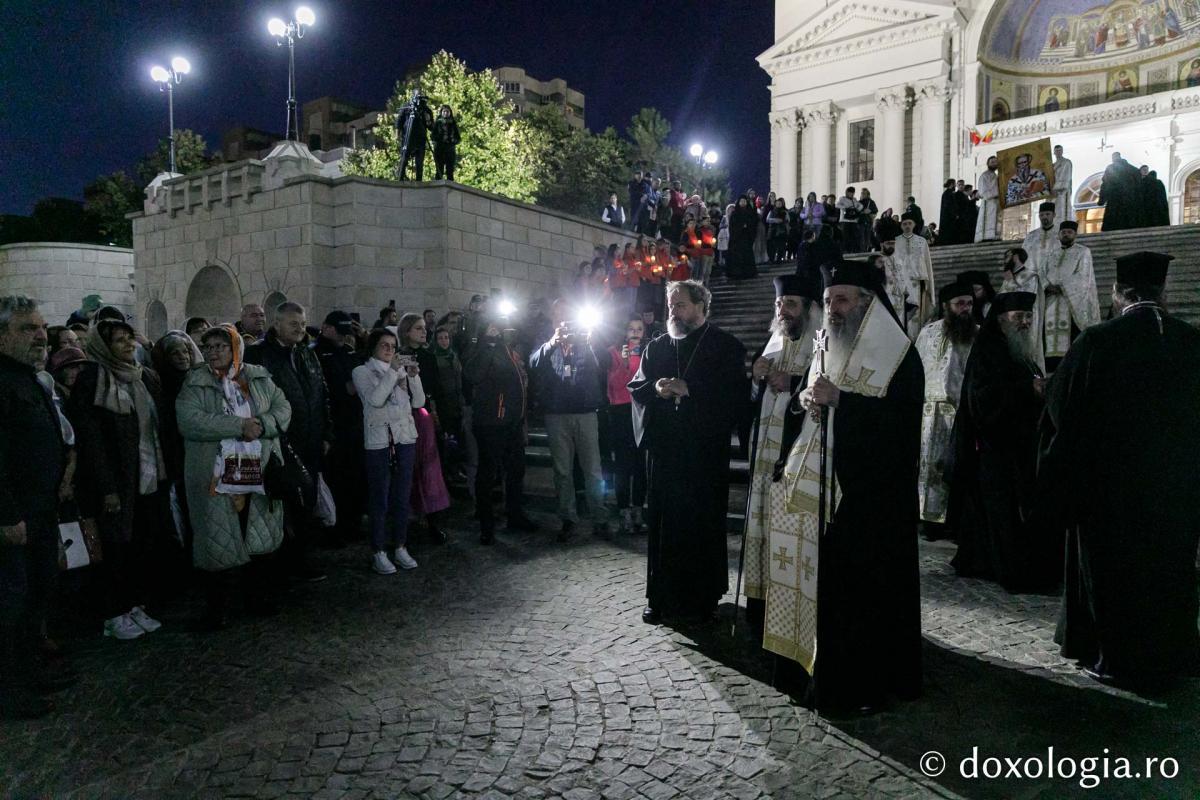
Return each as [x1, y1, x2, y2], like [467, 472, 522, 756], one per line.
[793, 260, 924, 713]
[949, 291, 1062, 594]
[629, 280, 748, 623]
[1098, 152, 1142, 231]
[1039, 252, 1200, 688]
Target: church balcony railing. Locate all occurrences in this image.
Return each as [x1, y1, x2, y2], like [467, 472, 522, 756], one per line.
[987, 86, 1200, 144]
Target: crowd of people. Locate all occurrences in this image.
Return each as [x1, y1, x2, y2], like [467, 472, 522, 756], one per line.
[2, 167, 1195, 724]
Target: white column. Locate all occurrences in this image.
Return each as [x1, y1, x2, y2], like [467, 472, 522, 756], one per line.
[801, 102, 837, 198]
[915, 78, 951, 223]
[772, 110, 800, 203]
[875, 86, 909, 212]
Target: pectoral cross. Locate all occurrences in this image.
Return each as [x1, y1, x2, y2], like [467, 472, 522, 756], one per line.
[813, 329, 828, 376]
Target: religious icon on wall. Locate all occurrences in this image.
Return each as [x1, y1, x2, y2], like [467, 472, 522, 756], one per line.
[1182, 57, 1200, 89]
[1038, 86, 1068, 114]
[990, 98, 1011, 122]
[998, 138, 1055, 210]
[1107, 67, 1139, 99]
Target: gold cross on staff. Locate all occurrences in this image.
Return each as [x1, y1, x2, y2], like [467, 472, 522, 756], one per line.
[773, 546, 794, 571]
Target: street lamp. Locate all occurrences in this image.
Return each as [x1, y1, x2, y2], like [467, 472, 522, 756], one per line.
[149, 56, 191, 173]
[267, 6, 316, 142]
[689, 142, 718, 168]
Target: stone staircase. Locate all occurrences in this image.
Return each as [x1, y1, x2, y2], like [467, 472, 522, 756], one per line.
[710, 224, 1200, 366]
[522, 224, 1200, 531]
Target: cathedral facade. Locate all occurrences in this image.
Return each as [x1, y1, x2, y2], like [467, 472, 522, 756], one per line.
[760, 0, 1200, 234]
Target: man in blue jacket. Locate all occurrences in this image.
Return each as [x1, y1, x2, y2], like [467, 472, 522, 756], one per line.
[529, 298, 609, 541]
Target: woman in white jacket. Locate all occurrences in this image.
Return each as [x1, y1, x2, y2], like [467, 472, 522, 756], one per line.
[352, 327, 425, 575]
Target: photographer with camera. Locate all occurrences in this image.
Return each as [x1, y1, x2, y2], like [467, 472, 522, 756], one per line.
[529, 299, 609, 541]
[463, 313, 536, 545]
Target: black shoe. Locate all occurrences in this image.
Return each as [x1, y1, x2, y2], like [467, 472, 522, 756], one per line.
[0, 689, 51, 720]
[506, 514, 539, 532]
[641, 607, 662, 625]
[426, 525, 447, 544]
[480, 530, 495, 545]
[557, 519, 575, 543]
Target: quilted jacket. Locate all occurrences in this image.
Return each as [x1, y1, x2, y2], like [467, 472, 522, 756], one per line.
[176, 363, 292, 572]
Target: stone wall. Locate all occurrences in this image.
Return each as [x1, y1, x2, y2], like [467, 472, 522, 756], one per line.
[132, 163, 636, 331]
[0, 242, 135, 324]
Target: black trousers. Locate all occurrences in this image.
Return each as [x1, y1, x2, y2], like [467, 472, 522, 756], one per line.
[434, 144, 456, 181]
[473, 423, 526, 533]
[326, 440, 366, 542]
[99, 490, 170, 619]
[400, 146, 426, 181]
[0, 517, 57, 691]
[607, 404, 646, 510]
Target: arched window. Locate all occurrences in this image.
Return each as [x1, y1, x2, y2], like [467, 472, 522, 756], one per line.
[1184, 170, 1200, 226]
[263, 291, 288, 327]
[145, 300, 168, 341]
[185, 265, 240, 324]
[1074, 172, 1105, 234]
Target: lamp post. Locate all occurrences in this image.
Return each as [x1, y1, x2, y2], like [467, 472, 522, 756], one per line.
[689, 142, 719, 168]
[268, 6, 316, 142]
[149, 57, 191, 173]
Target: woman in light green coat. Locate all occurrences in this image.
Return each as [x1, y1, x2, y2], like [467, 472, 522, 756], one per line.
[176, 325, 291, 630]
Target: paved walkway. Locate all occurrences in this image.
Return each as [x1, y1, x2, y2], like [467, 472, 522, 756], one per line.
[1, 505, 1196, 799]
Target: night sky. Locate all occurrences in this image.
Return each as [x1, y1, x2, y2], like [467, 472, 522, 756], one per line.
[1, 1, 774, 216]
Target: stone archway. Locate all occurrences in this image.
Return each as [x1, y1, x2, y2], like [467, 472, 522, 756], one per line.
[145, 300, 169, 341]
[185, 265, 241, 325]
[263, 291, 288, 327]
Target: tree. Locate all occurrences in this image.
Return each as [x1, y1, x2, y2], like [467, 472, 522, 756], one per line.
[84, 170, 141, 247]
[626, 108, 671, 169]
[135, 129, 213, 184]
[523, 106, 631, 218]
[342, 50, 541, 203]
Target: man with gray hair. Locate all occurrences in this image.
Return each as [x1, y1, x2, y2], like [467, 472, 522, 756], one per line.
[0, 296, 69, 719]
[245, 301, 333, 583]
[628, 280, 748, 625]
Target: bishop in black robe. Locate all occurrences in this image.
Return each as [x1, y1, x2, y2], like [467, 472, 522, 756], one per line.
[1038, 252, 1200, 687]
[949, 292, 1062, 594]
[790, 260, 924, 713]
[629, 304, 747, 622]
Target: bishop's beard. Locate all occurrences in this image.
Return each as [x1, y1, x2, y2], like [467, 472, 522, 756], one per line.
[770, 303, 817, 342]
[999, 318, 1039, 371]
[825, 298, 869, 366]
[943, 311, 977, 345]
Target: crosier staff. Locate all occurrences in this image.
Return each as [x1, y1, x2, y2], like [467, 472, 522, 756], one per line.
[813, 328, 832, 537]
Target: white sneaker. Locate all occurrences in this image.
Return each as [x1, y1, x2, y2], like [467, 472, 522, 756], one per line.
[393, 546, 418, 570]
[128, 606, 162, 633]
[372, 551, 397, 575]
[103, 614, 145, 640]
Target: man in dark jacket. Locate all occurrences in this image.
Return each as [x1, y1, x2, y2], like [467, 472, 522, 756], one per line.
[529, 298, 609, 540]
[244, 301, 333, 581]
[0, 296, 68, 719]
[463, 313, 537, 544]
[314, 311, 364, 547]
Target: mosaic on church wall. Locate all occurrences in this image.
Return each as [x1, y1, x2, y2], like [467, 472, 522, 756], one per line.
[978, 0, 1200, 123]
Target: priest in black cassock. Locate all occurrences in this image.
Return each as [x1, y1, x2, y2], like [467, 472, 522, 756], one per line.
[1039, 251, 1200, 689]
[628, 280, 748, 624]
[779, 259, 924, 714]
[948, 291, 1061, 594]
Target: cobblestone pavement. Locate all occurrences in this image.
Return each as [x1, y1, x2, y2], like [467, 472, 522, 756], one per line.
[2, 503, 1197, 800]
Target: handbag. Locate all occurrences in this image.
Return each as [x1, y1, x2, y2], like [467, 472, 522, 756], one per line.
[263, 435, 316, 508]
[58, 502, 102, 570]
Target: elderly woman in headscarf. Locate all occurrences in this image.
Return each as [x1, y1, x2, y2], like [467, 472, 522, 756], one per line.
[65, 318, 171, 642]
[152, 331, 203, 551]
[176, 324, 291, 630]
